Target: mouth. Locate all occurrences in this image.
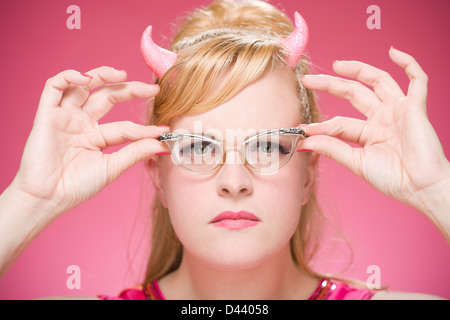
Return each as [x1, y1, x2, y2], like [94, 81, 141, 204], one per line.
[210, 211, 261, 230]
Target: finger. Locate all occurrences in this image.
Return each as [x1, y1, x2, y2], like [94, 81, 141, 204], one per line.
[296, 134, 364, 177]
[99, 122, 170, 148]
[300, 117, 367, 145]
[60, 67, 127, 109]
[38, 70, 93, 112]
[105, 138, 171, 184]
[301, 74, 380, 117]
[83, 82, 160, 121]
[332, 60, 405, 102]
[389, 46, 428, 106]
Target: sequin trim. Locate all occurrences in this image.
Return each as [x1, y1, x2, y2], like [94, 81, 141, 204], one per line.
[308, 278, 375, 300]
[144, 280, 165, 300]
[308, 278, 333, 300]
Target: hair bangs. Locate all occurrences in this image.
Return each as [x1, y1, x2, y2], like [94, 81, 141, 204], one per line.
[152, 30, 286, 125]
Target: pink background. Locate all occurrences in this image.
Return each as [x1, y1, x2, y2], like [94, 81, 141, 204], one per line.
[0, 0, 449, 299]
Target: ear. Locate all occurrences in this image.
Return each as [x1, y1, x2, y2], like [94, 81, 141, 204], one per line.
[145, 157, 168, 208]
[301, 153, 319, 206]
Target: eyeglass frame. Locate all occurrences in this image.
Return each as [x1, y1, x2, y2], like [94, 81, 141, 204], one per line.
[157, 127, 307, 174]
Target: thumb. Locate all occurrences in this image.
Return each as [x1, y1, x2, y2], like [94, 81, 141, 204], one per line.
[298, 135, 363, 177]
[105, 138, 170, 183]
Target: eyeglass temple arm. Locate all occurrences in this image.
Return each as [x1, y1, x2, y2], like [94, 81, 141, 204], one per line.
[158, 132, 184, 141]
[263, 127, 307, 138]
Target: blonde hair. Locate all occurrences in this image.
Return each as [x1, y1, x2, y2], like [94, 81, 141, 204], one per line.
[144, 0, 324, 285]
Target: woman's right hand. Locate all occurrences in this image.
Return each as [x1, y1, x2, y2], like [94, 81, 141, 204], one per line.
[11, 66, 170, 219]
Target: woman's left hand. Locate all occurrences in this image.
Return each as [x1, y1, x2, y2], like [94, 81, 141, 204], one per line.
[298, 47, 450, 227]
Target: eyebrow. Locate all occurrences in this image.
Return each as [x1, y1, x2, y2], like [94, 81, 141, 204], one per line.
[193, 131, 255, 142]
[200, 131, 218, 139]
[179, 132, 221, 140]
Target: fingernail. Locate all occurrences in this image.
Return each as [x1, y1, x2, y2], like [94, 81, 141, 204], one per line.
[157, 125, 170, 129]
[296, 149, 313, 153]
[81, 73, 93, 79]
[155, 152, 170, 156]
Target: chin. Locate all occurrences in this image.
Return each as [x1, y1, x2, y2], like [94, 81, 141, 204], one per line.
[180, 229, 293, 272]
[198, 243, 281, 272]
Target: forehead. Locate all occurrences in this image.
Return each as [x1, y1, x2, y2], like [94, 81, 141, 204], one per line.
[170, 68, 301, 136]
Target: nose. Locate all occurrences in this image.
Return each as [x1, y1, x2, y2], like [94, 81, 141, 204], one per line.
[216, 149, 253, 198]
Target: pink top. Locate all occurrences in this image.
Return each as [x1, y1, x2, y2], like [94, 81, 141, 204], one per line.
[98, 278, 376, 300]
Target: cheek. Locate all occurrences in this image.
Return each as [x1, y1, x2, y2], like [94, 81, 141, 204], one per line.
[275, 153, 308, 201]
[266, 162, 306, 230]
[266, 154, 308, 231]
[159, 159, 211, 239]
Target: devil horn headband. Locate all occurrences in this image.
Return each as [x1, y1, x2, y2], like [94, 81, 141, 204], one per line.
[140, 26, 177, 79]
[140, 11, 309, 78]
[281, 12, 309, 67]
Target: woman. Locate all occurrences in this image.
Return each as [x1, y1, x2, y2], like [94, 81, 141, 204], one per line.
[0, 0, 448, 299]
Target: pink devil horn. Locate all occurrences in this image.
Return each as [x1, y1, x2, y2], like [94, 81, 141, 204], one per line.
[281, 12, 309, 67]
[140, 25, 177, 79]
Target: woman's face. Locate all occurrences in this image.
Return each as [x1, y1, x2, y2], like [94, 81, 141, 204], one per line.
[149, 68, 316, 271]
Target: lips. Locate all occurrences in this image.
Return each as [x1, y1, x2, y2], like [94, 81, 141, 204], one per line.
[210, 211, 261, 230]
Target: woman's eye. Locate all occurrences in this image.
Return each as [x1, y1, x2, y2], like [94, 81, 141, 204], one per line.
[184, 141, 214, 155]
[251, 139, 290, 155]
[193, 142, 208, 154]
[257, 142, 279, 153]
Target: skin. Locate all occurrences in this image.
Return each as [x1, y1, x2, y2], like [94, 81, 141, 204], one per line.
[0, 48, 448, 299]
[299, 47, 450, 243]
[147, 67, 320, 299]
[0, 67, 170, 279]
